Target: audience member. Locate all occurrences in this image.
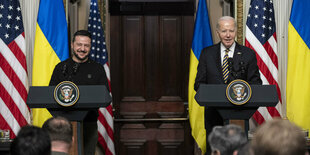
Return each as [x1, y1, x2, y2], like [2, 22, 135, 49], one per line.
[42, 116, 73, 155]
[251, 119, 309, 155]
[10, 125, 51, 155]
[237, 142, 253, 155]
[208, 124, 247, 155]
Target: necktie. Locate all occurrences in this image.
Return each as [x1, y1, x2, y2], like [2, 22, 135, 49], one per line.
[222, 49, 229, 83]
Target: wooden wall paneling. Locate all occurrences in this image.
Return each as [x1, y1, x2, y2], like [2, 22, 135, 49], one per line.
[110, 15, 122, 117]
[158, 16, 182, 102]
[109, 0, 195, 15]
[111, 13, 195, 155]
[122, 16, 146, 102]
[120, 139, 147, 155]
[145, 16, 160, 101]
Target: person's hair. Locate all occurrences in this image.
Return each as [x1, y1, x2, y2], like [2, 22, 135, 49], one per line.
[72, 30, 92, 42]
[10, 125, 51, 155]
[208, 124, 247, 155]
[42, 116, 73, 144]
[251, 119, 307, 155]
[237, 142, 253, 155]
[216, 16, 237, 30]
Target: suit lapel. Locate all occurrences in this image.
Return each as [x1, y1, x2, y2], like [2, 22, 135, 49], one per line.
[215, 43, 222, 77]
[214, 43, 225, 83]
[233, 43, 242, 70]
[223, 43, 242, 82]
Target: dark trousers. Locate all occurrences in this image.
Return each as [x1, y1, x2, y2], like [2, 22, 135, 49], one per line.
[205, 108, 223, 155]
[83, 121, 98, 155]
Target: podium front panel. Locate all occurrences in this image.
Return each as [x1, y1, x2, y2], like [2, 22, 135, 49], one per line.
[27, 85, 111, 109]
[195, 84, 278, 108]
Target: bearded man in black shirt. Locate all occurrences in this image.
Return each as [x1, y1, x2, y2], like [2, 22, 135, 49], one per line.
[49, 30, 109, 155]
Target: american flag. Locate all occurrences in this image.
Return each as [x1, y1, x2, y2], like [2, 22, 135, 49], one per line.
[245, 0, 282, 124]
[87, 0, 115, 154]
[0, 0, 30, 138]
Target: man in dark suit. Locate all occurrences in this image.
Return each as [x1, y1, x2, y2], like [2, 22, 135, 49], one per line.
[194, 16, 262, 155]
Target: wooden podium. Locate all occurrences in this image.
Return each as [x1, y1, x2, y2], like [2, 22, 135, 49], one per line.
[195, 84, 278, 136]
[27, 85, 112, 155]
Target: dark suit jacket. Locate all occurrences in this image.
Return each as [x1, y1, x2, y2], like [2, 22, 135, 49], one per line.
[194, 42, 262, 91]
[194, 42, 262, 136]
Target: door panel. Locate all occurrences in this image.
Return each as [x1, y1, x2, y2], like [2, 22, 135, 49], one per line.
[111, 14, 194, 155]
[159, 16, 182, 101]
[122, 16, 145, 102]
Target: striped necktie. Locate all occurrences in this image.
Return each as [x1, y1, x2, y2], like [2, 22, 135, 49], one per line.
[222, 49, 230, 83]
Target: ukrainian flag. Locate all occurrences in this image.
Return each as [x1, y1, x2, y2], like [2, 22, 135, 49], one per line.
[32, 0, 69, 127]
[287, 0, 310, 134]
[188, 0, 213, 153]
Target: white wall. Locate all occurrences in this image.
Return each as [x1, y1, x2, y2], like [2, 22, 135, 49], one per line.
[20, 0, 39, 86]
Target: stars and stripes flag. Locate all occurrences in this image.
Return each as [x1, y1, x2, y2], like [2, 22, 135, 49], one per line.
[0, 0, 31, 138]
[87, 0, 115, 154]
[245, 0, 282, 124]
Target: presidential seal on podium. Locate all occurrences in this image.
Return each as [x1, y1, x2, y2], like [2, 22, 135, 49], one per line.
[54, 81, 79, 107]
[226, 79, 252, 105]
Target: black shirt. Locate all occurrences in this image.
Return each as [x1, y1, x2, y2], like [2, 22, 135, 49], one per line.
[49, 58, 109, 121]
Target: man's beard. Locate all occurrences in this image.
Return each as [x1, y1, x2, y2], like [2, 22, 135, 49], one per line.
[73, 50, 89, 62]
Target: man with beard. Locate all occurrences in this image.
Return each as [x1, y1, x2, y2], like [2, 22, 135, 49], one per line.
[49, 30, 109, 155]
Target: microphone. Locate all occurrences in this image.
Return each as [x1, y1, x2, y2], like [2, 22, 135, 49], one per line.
[227, 58, 236, 81]
[228, 58, 233, 71]
[62, 64, 67, 77]
[240, 61, 246, 74]
[73, 63, 80, 75]
[235, 51, 245, 79]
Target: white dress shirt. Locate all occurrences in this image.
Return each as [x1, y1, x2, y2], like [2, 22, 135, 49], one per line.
[220, 42, 236, 65]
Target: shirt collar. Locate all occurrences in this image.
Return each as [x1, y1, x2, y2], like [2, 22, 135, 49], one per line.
[220, 42, 236, 53]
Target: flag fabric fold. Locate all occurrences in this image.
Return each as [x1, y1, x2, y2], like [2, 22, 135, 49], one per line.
[287, 0, 310, 133]
[188, 0, 213, 153]
[245, 0, 282, 124]
[87, 0, 115, 154]
[32, 0, 69, 127]
[0, 0, 31, 138]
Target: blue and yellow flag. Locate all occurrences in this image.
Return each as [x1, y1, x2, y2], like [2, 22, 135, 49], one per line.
[32, 0, 69, 127]
[287, 0, 310, 134]
[188, 0, 213, 153]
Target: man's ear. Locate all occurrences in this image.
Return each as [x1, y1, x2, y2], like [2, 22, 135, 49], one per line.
[232, 150, 238, 155]
[216, 30, 220, 38]
[70, 136, 74, 146]
[212, 150, 221, 155]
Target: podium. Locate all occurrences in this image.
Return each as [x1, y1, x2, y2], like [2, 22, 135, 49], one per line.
[27, 85, 112, 155]
[195, 84, 278, 136]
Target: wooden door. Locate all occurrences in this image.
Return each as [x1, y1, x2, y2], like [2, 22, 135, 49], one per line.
[110, 4, 195, 154]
